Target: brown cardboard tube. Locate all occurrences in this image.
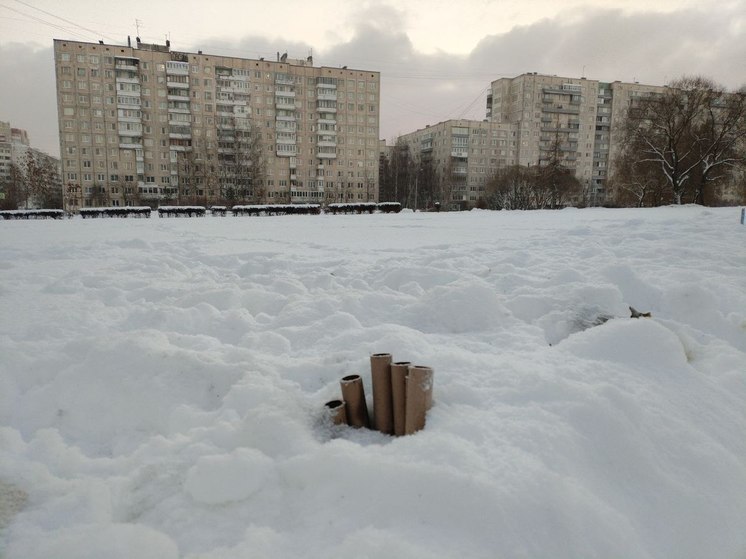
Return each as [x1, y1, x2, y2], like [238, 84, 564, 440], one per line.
[340, 374, 370, 428]
[390, 361, 411, 437]
[324, 399, 347, 426]
[404, 365, 434, 435]
[370, 353, 394, 434]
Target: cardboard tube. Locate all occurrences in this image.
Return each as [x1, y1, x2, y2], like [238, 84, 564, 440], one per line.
[340, 374, 370, 428]
[404, 365, 434, 435]
[370, 353, 394, 434]
[324, 399, 347, 426]
[390, 361, 411, 437]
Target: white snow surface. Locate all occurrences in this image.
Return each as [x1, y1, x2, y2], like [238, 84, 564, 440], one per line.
[1, 206, 745, 558]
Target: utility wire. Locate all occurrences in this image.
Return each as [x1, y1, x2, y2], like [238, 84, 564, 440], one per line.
[12, 0, 117, 42]
[0, 3, 90, 41]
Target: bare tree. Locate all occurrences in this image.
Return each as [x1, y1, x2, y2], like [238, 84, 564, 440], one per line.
[16, 152, 62, 209]
[537, 136, 582, 208]
[379, 140, 415, 207]
[0, 163, 24, 210]
[609, 153, 671, 207]
[620, 76, 746, 205]
[89, 182, 108, 207]
[691, 86, 746, 203]
[485, 165, 535, 210]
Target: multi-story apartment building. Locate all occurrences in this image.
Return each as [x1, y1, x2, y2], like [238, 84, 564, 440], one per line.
[395, 119, 517, 208]
[53, 39, 380, 211]
[0, 122, 12, 186]
[486, 73, 667, 205]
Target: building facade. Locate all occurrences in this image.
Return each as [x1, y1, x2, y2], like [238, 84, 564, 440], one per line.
[394, 119, 518, 209]
[486, 73, 667, 205]
[53, 39, 380, 212]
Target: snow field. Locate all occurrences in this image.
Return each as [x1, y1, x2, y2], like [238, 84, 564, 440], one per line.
[0, 206, 745, 558]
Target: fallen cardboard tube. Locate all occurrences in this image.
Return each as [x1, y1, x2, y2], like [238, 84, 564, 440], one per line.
[404, 365, 434, 435]
[340, 374, 370, 428]
[390, 361, 411, 437]
[371, 353, 394, 434]
[324, 399, 347, 426]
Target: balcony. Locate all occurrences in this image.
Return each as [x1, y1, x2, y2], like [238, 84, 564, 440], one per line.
[542, 87, 572, 95]
[317, 92, 337, 101]
[118, 128, 142, 137]
[542, 105, 580, 115]
[167, 80, 189, 89]
[276, 99, 296, 109]
[276, 114, 297, 122]
[165, 62, 189, 76]
[167, 93, 189, 101]
[115, 75, 140, 84]
[317, 152, 337, 159]
[451, 150, 468, 158]
[114, 56, 139, 68]
[118, 141, 142, 150]
[117, 97, 140, 110]
[118, 114, 141, 123]
[276, 146, 298, 157]
[276, 75, 295, 86]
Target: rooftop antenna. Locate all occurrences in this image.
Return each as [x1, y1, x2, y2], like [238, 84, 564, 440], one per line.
[581, 65, 586, 78]
[135, 19, 143, 38]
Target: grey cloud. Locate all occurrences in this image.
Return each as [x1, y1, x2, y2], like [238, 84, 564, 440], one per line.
[2, 4, 743, 157]
[0, 44, 59, 156]
[468, 7, 746, 87]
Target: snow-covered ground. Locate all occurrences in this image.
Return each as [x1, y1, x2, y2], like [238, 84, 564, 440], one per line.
[1, 206, 745, 559]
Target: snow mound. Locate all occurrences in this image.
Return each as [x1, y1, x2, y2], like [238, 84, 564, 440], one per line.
[5, 523, 178, 559]
[185, 448, 276, 505]
[559, 317, 688, 369]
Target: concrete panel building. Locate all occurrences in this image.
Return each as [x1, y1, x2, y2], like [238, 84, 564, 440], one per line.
[395, 119, 518, 209]
[486, 73, 667, 205]
[53, 39, 380, 212]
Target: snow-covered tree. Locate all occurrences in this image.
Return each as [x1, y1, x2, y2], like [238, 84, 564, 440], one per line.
[619, 76, 745, 205]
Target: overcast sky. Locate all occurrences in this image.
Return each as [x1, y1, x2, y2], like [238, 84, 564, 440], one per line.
[1, 0, 744, 157]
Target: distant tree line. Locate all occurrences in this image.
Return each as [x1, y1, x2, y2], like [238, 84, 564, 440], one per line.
[482, 139, 584, 210]
[379, 141, 443, 210]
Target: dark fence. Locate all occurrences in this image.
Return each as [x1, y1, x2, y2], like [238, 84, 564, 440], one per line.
[157, 206, 207, 218]
[327, 202, 402, 214]
[232, 204, 322, 216]
[79, 207, 152, 219]
[0, 209, 65, 220]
